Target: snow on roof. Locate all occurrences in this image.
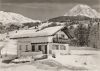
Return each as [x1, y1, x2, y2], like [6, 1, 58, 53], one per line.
[11, 26, 64, 39]
[10, 29, 36, 38]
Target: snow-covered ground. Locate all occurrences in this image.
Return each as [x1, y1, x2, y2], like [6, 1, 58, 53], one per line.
[0, 49, 100, 71]
[50, 49, 100, 71]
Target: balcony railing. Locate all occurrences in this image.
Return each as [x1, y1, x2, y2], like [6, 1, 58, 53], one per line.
[53, 38, 70, 43]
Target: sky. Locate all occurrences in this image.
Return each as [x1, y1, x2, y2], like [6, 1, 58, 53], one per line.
[0, 0, 100, 21]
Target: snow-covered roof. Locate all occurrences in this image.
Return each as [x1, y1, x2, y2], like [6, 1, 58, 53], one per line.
[10, 26, 64, 39]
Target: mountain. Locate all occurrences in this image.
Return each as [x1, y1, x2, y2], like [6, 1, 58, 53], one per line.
[39, 4, 100, 47]
[64, 4, 100, 18]
[0, 11, 40, 25]
[45, 4, 100, 25]
[48, 16, 91, 22]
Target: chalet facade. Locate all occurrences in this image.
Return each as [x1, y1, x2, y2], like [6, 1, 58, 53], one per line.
[3, 26, 72, 57]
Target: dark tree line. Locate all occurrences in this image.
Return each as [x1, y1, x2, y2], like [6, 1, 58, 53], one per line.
[73, 24, 89, 46]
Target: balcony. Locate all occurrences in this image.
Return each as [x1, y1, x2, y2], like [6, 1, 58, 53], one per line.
[53, 38, 70, 43]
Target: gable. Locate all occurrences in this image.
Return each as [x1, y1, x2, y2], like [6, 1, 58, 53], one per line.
[53, 30, 68, 39]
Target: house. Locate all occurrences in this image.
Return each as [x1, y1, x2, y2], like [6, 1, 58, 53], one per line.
[1, 26, 72, 58]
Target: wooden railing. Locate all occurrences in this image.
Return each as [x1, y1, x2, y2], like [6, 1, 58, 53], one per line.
[53, 38, 70, 43]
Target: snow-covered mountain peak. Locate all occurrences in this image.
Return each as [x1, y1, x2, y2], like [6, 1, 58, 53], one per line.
[64, 4, 100, 18]
[73, 4, 91, 9]
[0, 11, 40, 25]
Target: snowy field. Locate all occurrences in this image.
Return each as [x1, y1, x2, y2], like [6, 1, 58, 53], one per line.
[0, 49, 100, 71]
[51, 49, 100, 71]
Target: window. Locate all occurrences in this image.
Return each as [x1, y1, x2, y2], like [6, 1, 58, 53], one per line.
[38, 45, 42, 51]
[60, 45, 66, 50]
[61, 34, 65, 39]
[52, 45, 59, 50]
[26, 45, 28, 51]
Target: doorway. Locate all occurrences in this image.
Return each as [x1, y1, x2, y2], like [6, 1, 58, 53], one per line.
[38, 45, 42, 51]
[32, 45, 35, 51]
[38, 45, 47, 54]
[44, 45, 47, 54]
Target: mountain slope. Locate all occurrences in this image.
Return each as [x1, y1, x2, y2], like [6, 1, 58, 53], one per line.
[48, 16, 91, 22]
[64, 4, 100, 18]
[39, 4, 100, 31]
[0, 11, 40, 25]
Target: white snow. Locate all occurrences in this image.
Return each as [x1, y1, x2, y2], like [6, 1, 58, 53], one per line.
[11, 26, 64, 38]
[0, 48, 100, 71]
[1, 39, 18, 55]
[38, 22, 53, 30]
[50, 49, 100, 71]
[64, 4, 100, 18]
[0, 11, 40, 25]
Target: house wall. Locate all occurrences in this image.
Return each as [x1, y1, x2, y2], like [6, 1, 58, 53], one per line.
[12, 30, 70, 56]
[48, 43, 70, 55]
[17, 42, 31, 51]
[16, 36, 53, 56]
[17, 36, 53, 43]
[34, 44, 38, 51]
[53, 30, 68, 39]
